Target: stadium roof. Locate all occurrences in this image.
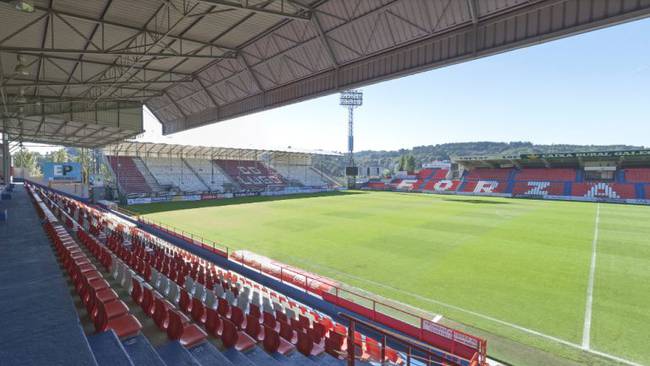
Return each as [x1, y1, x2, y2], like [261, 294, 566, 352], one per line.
[1, 0, 650, 147]
[453, 149, 650, 168]
[103, 140, 340, 160]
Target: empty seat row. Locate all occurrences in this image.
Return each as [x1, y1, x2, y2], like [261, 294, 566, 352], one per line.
[42, 218, 142, 339]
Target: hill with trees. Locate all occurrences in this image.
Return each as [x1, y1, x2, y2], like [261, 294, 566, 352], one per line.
[320, 142, 644, 178]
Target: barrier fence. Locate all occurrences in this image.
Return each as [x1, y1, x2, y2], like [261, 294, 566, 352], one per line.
[121, 210, 487, 365]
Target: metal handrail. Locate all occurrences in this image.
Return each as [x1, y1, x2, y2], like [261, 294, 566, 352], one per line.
[339, 312, 479, 366]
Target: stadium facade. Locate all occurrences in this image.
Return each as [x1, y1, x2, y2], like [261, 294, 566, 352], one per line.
[101, 142, 341, 205]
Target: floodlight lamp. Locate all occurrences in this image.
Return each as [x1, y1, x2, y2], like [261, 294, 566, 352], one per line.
[13, 0, 34, 13]
[339, 90, 363, 107]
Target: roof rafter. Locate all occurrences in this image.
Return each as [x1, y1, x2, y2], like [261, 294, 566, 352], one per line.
[0, 46, 236, 59]
[31, 6, 238, 53]
[196, 0, 311, 21]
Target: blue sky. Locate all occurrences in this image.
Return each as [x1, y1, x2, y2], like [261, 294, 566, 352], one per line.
[139, 18, 650, 153]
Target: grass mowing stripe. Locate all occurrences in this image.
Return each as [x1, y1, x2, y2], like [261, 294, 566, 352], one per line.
[582, 203, 600, 350]
[278, 251, 645, 366]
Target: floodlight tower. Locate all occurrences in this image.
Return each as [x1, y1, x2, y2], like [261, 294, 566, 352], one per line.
[339, 90, 363, 188]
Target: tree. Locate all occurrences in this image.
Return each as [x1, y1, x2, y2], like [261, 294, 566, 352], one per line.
[49, 148, 68, 163]
[398, 155, 406, 171]
[405, 155, 416, 172]
[13, 148, 41, 177]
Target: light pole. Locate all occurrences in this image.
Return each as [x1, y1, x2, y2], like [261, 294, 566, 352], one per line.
[339, 90, 362, 188]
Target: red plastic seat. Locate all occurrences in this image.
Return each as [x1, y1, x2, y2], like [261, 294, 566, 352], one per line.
[94, 300, 129, 325]
[263, 312, 279, 332]
[386, 346, 403, 364]
[131, 279, 144, 305]
[264, 326, 295, 355]
[298, 314, 310, 330]
[204, 308, 222, 337]
[141, 287, 157, 317]
[312, 321, 326, 341]
[366, 337, 384, 362]
[191, 298, 206, 324]
[95, 302, 142, 339]
[166, 310, 207, 347]
[298, 330, 323, 356]
[229, 306, 245, 330]
[325, 331, 345, 358]
[217, 297, 230, 318]
[153, 298, 171, 330]
[279, 321, 297, 344]
[222, 318, 256, 352]
[244, 314, 264, 342]
[179, 289, 193, 314]
[87, 287, 119, 317]
[249, 303, 261, 319]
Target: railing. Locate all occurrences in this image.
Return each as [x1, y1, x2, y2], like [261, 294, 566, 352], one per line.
[340, 312, 482, 366]
[113, 198, 486, 365]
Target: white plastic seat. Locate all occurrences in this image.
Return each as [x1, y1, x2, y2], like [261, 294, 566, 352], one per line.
[251, 291, 261, 306]
[167, 282, 180, 305]
[285, 308, 296, 321]
[225, 290, 236, 305]
[112, 260, 123, 280]
[184, 276, 196, 295]
[262, 298, 274, 314]
[194, 284, 206, 302]
[158, 276, 170, 294]
[213, 283, 224, 298]
[151, 269, 161, 288]
[205, 291, 218, 310]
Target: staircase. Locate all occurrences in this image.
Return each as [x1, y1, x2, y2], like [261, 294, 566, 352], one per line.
[133, 157, 164, 192]
[181, 158, 210, 191]
[309, 166, 341, 187]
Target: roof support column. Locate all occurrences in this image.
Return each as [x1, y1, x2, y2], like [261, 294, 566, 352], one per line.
[2, 126, 10, 184]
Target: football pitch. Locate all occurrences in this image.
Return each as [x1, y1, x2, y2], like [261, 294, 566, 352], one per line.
[128, 191, 650, 366]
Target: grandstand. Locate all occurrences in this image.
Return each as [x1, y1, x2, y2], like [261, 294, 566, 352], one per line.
[103, 142, 339, 202]
[361, 150, 650, 204]
[2, 1, 650, 365]
[12, 181, 486, 366]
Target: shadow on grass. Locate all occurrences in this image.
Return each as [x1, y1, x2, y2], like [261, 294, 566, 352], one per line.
[442, 198, 511, 205]
[125, 190, 366, 215]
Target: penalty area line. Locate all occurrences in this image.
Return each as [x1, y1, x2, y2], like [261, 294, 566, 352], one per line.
[582, 203, 600, 350]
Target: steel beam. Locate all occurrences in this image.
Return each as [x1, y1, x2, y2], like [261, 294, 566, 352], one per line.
[31, 6, 238, 53]
[196, 0, 311, 21]
[0, 47, 236, 59]
[5, 52, 192, 77]
[5, 79, 190, 88]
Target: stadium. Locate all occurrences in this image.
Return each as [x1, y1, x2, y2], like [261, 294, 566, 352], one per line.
[1, 1, 649, 366]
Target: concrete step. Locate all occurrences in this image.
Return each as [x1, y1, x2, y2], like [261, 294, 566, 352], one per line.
[156, 341, 201, 366]
[121, 334, 167, 366]
[187, 342, 236, 366]
[87, 330, 135, 366]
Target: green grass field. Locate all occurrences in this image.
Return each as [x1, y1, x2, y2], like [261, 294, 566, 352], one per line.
[128, 191, 650, 366]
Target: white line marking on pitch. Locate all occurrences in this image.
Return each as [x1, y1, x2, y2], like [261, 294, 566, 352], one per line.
[582, 203, 600, 350]
[288, 248, 646, 366]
